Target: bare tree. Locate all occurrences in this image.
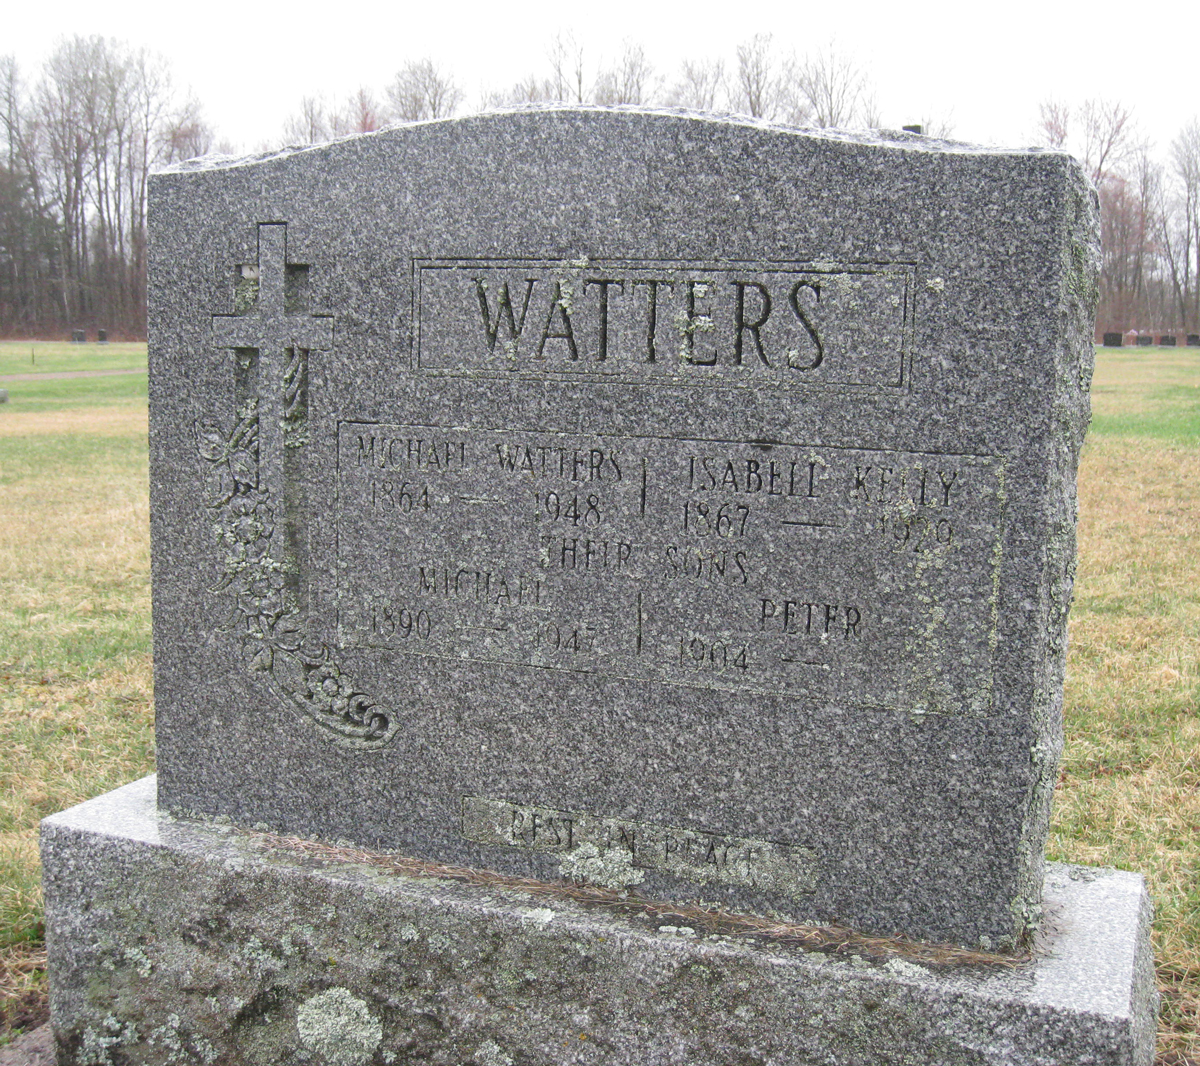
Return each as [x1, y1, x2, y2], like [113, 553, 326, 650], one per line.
[159, 96, 214, 163]
[1039, 98, 1164, 333]
[0, 54, 60, 335]
[1161, 119, 1200, 330]
[481, 73, 555, 109]
[791, 45, 867, 129]
[733, 34, 782, 119]
[13, 36, 202, 336]
[283, 96, 330, 145]
[386, 59, 463, 122]
[858, 92, 883, 130]
[35, 36, 96, 325]
[916, 112, 956, 139]
[343, 87, 382, 135]
[1037, 99, 1070, 149]
[1079, 99, 1135, 185]
[667, 58, 726, 111]
[1097, 149, 1158, 332]
[547, 33, 590, 104]
[594, 42, 658, 106]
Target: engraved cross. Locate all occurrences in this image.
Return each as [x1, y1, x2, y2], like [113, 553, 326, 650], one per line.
[211, 222, 333, 596]
[212, 223, 333, 482]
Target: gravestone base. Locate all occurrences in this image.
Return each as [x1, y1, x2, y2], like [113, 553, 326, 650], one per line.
[42, 777, 1157, 1066]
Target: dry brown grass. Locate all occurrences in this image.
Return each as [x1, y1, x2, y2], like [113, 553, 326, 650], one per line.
[0, 407, 148, 439]
[0, 409, 150, 630]
[0, 401, 153, 1023]
[0, 944, 48, 1037]
[1053, 435, 1200, 1064]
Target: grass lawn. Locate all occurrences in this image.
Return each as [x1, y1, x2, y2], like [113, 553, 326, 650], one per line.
[1054, 345, 1200, 1063]
[0, 341, 148, 415]
[0, 340, 148, 377]
[0, 352, 152, 1039]
[0, 343, 1196, 1061]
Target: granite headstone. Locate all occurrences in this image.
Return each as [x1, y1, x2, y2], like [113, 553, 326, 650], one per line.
[140, 110, 1098, 949]
[1103, 331, 1123, 346]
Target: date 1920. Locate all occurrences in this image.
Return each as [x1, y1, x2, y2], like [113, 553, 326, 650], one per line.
[878, 514, 952, 552]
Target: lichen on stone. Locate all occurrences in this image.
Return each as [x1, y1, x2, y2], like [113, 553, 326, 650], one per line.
[474, 1039, 514, 1066]
[558, 842, 645, 890]
[295, 987, 383, 1066]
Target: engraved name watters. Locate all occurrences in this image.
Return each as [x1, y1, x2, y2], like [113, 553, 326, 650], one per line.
[199, 222, 398, 747]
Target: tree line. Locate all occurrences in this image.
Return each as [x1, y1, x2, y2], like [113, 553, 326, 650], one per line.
[2, 33, 1198, 339]
[1038, 101, 1200, 336]
[1, 37, 211, 339]
[282, 35, 913, 144]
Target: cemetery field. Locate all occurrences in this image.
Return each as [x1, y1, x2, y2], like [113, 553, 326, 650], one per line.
[0, 344, 1196, 1060]
[1056, 345, 1200, 1063]
[0, 340, 148, 415]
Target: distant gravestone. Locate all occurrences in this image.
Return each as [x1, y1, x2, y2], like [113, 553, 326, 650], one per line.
[1138, 334, 1153, 345]
[1159, 334, 1177, 345]
[1102, 331, 1123, 346]
[41, 110, 1156, 1066]
[71, 329, 85, 343]
[97, 328, 107, 343]
[1188, 334, 1200, 346]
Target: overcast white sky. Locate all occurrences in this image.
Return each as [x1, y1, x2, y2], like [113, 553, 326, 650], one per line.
[5, 0, 1197, 159]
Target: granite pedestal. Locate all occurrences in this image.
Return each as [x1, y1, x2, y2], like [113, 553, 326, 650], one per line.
[43, 777, 1156, 1066]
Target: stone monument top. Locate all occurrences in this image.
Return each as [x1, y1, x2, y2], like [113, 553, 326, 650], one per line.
[147, 107, 1098, 949]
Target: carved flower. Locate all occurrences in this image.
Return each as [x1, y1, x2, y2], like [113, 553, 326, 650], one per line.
[241, 626, 273, 673]
[303, 661, 356, 718]
[227, 447, 258, 493]
[229, 498, 273, 545]
[265, 609, 304, 653]
[237, 571, 286, 623]
[196, 417, 259, 502]
[307, 662, 341, 698]
[345, 693, 388, 738]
